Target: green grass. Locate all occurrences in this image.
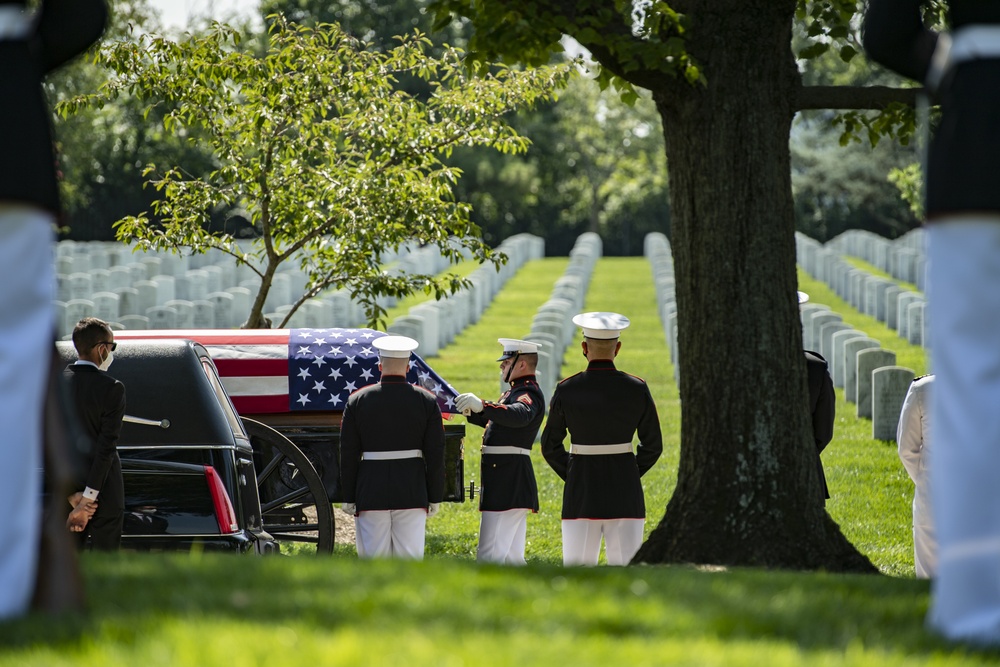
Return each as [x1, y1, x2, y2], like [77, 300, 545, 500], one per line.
[9, 256, 1000, 665]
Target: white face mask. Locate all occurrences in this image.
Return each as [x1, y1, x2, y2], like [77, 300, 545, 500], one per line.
[99, 350, 115, 372]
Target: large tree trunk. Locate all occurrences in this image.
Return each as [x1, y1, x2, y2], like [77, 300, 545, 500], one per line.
[633, 0, 876, 572]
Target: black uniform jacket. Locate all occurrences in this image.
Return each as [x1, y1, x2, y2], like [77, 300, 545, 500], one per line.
[64, 363, 125, 510]
[863, 0, 1000, 218]
[805, 350, 835, 501]
[466, 375, 544, 512]
[540, 360, 663, 520]
[339, 375, 445, 511]
[0, 0, 107, 213]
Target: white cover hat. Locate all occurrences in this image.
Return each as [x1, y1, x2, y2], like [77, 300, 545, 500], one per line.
[798, 291, 809, 304]
[373, 335, 418, 358]
[572, 311, 631, 339]
[496, 338, 541, 361]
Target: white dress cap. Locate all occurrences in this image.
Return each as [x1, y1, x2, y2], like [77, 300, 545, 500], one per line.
[373, 334, 419, 359]
[572, 311, 631, 340]
[496, 338, 542, 361]
[798, 291, 810, 304]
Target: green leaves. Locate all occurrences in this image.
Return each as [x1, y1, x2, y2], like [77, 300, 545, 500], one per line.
[64, 16, 569, 328]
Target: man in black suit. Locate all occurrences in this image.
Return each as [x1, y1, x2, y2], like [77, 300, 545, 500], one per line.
[0, 0, 106, 618]
[64, 318, 125, 550]
[805, 350, 835, 503]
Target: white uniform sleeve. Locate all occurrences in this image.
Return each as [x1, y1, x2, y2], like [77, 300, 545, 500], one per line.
[897, 381, 926, 483]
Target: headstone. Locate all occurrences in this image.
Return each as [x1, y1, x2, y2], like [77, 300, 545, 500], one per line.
[844, 338, 881, 404]
[145, 306, 178, 329]
[192, 300, 216, 328]
[164, 299, 195, 328]
[208, 292, 235, 328]
[856, 348, 897, 419]
[885, 285, 902, 330]
[92, 292, 120, 323]
[830, 329, 866, 389]
[872, 366, 916, 440]
[118, 315, 150, 330]
[819, 321, 853, 361]
[907, 301, 925, 346]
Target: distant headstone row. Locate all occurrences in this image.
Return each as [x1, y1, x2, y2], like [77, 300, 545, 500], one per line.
[52, 238, 524, 338]
[644, 232, 677, 384]
[796, 232, 928, 348]
[796, 232, 919, 441]
[388, 233, 546, 358]
[520, 232, 602, 401]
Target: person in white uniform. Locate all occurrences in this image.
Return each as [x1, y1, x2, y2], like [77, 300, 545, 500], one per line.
[456, 338, 545, 565]
[339, 335, 446, 559]
[0, 0, 106, 619]
[897, 374, 936, 579]
[540, 312, 663, 566]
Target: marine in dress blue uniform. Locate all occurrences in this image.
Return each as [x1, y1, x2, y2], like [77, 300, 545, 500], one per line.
[339, 335, 445, 559]
[0, 0, 106, 619]
[540, 312, 662, 566]
[455, 338, 545, 565]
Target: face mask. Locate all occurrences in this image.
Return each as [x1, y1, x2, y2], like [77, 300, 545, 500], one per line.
[99, 350, 114, 372]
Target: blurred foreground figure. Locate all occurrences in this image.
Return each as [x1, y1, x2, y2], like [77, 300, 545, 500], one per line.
[0, 0, 107, 618]
[898, 375, 936, 579]
[864, 0, 1000, 643]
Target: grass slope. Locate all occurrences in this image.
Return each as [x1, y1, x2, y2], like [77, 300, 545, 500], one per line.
[9, 257, 1000, 665]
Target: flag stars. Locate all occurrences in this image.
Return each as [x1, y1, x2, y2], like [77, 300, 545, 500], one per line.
[297, 367, 311, 380]
[296, 393, 311, 406]
[312, 380, 326, 393]
[330, 346, 342, 355]
[345, 337, 358, 346]
[328, 394, 342, 406]
[344, 355, 358, 368]
[360, 367, 374, 381]
[311, 355, 327, 367]
[361, 346, 374, 357]
[345, 381, 357, 392]
[361, 331, 375, 339]
[328, 367, 342, 380]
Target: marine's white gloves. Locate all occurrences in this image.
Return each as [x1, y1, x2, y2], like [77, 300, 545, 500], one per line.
[427, 503, 441, 518]
[456, 393, 484, 415]
[341, 502, 356, 516]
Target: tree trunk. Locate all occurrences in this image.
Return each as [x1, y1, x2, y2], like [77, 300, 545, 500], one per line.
[633, 0, 876, 573]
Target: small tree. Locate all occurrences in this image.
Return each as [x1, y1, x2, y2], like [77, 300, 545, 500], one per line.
[60, 16, 570, 328]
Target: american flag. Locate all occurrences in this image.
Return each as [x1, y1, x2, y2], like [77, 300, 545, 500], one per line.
[114, 328, 459, 415]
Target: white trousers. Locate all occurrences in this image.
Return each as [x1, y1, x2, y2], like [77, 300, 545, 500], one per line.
[0, 206, 54, 619]
[561, 519, 644, 566]
[927, 220, 1000, 642]
[477, 509, 529, 565]
[355, 509, 426, 560]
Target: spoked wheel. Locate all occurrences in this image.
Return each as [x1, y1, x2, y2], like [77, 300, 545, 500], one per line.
[242, 417, 334, 554]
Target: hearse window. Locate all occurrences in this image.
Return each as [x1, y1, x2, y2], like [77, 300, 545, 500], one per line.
[201, 359, 248, 440]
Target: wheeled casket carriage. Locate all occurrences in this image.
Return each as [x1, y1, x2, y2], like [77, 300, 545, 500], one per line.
[79, 329, 466, 554]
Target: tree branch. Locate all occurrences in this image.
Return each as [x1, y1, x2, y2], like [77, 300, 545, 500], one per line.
[796, 85, 921, 111]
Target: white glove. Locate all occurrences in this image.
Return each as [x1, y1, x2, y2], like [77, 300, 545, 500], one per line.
[340, 503, 356, 516]
[455, 392, 484, 415]
[427, 502, 441, 518]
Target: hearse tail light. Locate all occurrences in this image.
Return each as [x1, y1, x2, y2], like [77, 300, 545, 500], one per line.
[204, 466, 240, 534]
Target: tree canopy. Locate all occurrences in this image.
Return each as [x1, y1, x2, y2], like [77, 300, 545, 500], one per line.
[60, 15, 570, 327]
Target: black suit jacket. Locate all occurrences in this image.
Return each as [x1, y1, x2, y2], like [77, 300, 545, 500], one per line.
[64, 363, 125, 502]
[805, 351, 835, 500]
[0, 0, 107, 213]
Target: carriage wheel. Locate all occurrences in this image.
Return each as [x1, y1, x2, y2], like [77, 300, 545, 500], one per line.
[242, 417, 335, 554]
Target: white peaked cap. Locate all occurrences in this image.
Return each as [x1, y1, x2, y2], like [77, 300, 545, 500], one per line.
[572, 311, 631, 339]
[496, 338, 542, 361]
[373, 335, 418, 358]
[798, 291, 810, 304]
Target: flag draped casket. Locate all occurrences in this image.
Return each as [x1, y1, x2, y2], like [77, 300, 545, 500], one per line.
[114, 328, 466, 502]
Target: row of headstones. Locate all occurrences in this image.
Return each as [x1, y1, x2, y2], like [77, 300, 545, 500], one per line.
[796, 233, 928, 348]
[798, 299, 915, 441]
[387, 233, 546, 358]
[824, 227, 926, 289]
[644, 233, 678, 383]
[52, 239, 457, 336]
[519, 232, 603, 401]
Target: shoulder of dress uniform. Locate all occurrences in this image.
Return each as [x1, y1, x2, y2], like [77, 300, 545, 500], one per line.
[621, 370, 647, 384]
[557, 370, 584, 385]
[912, 374, 935, 384]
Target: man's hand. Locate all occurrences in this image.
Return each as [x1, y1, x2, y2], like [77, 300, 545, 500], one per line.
[427, 502, 440, 518]
[455, 393, 484, 415]
[340, 503, 356, 516]
[66, 499, 96, 532]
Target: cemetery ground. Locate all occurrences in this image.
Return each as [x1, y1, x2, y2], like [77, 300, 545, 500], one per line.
[3, 257, 999, 665]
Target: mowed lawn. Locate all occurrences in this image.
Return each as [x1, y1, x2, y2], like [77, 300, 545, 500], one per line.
[6, 256, 1000, 666]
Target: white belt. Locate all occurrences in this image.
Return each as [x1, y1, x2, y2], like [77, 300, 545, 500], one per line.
[362, 449, 423, 461]
[569, 442, 633, 455]
[0, 7, 30, 40]
[481, 445, 530, 456]
[927, 26, 1000, 92]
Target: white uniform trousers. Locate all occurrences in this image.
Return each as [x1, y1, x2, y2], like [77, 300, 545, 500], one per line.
[477, 509, 529, 565]
[355, 509, 427, 560]
[561, 518, 645, 566]
[0, 206, 54, 618]
[914, 519, 937, 580]
[927, 219, 1000, 642]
